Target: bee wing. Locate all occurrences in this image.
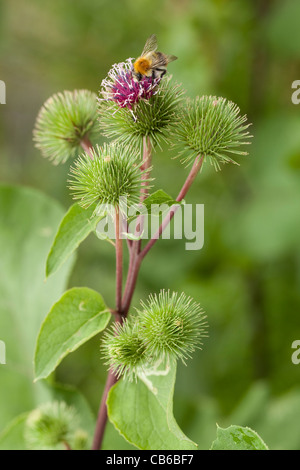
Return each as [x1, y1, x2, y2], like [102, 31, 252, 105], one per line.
[149, 53, 178, 68]
[141, 34, 158, 55]
[165, 54, 178, 63]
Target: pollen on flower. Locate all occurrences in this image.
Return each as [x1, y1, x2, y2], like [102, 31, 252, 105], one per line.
[99, 58, 159, 112]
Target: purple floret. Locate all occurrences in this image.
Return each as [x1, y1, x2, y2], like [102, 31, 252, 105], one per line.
[100, 59, 160, 111]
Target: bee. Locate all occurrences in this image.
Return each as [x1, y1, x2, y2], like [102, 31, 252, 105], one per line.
[133, 34, 177, 82]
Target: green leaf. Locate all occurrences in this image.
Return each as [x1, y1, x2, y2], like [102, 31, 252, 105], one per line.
[34, 287, 111, 381]
[143, 189, 182, 214]
[126, 189, 182, 224]
[107, 359, 197, 450]
[211, 425, 269, 450]
[102, 421, 136, 450]
[46, 203, 102, 278]
[143, 189, 177, 206]
[0, 185, 74, 432]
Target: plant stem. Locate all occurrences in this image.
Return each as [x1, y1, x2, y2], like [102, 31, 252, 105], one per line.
[121, 251, 142, 316]
[63, 440, 72, 450]
[135, 136, 152, 252]
[80, 135, 94, 159]
[115, 208, 123, 313]
[123, 155, 204, 309]
[91, 362, 120, 450]
[91, 209, 123, 450]
[92, 154, 203, 450]
[176, 155, 204, 202]
[140, 136, 152, 200]
[122, 214, 132, 251]
[122, 137, 152, 312]
[140, 155, 204, 259]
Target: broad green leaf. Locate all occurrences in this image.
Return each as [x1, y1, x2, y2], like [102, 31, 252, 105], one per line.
[211, 425, 268, 450]
[107, 359, 197, 450]
[0, 185, 74, 432]
[102, 421, 136, 450]
[34, 287, 111, 381]
[46, 203, 102, 278]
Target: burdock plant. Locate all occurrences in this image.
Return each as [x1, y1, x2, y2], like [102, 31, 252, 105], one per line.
[34, 90, 99, 164]
[25, 402, 88, 450]
[68, 142, 145, 216]
[28, 35, 261, 452]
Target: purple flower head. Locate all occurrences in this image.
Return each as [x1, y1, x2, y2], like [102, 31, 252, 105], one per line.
[100, 59, 160, 111]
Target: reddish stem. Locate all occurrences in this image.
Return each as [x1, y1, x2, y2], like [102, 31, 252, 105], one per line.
[63, 441, 72, 450]
[140, 155, 204, 259]
[121, 251, 142, 316]
[92, 153, 203, 450]
[115, 208, 123, 313]
[80, 135, 94, 159]
[121, 137, 152, 311]
[91, 353, 121, 450]
[91, 209, 123, 450]
[140, 136, 152, 200]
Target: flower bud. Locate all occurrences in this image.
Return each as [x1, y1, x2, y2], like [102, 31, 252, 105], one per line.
[34, 90, 99, 165]
[137, 290, 208, 364]
[102, 319, 148, 381]
[25, 401, 79, 450]
[174, 95, 252, 170]
[68, 142, 147, 216]
[98, 59, 184, 150]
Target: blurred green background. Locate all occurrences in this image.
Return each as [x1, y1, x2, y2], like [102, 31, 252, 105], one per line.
[1, 0, 300, 450]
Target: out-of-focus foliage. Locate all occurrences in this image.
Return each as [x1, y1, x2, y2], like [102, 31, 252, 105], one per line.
[0, 185, 75, 429]
[0, 0, 300, 450]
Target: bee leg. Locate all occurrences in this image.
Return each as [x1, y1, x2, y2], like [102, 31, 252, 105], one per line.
[156, 68, 167, 79]
[151, 70, 156, 85]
